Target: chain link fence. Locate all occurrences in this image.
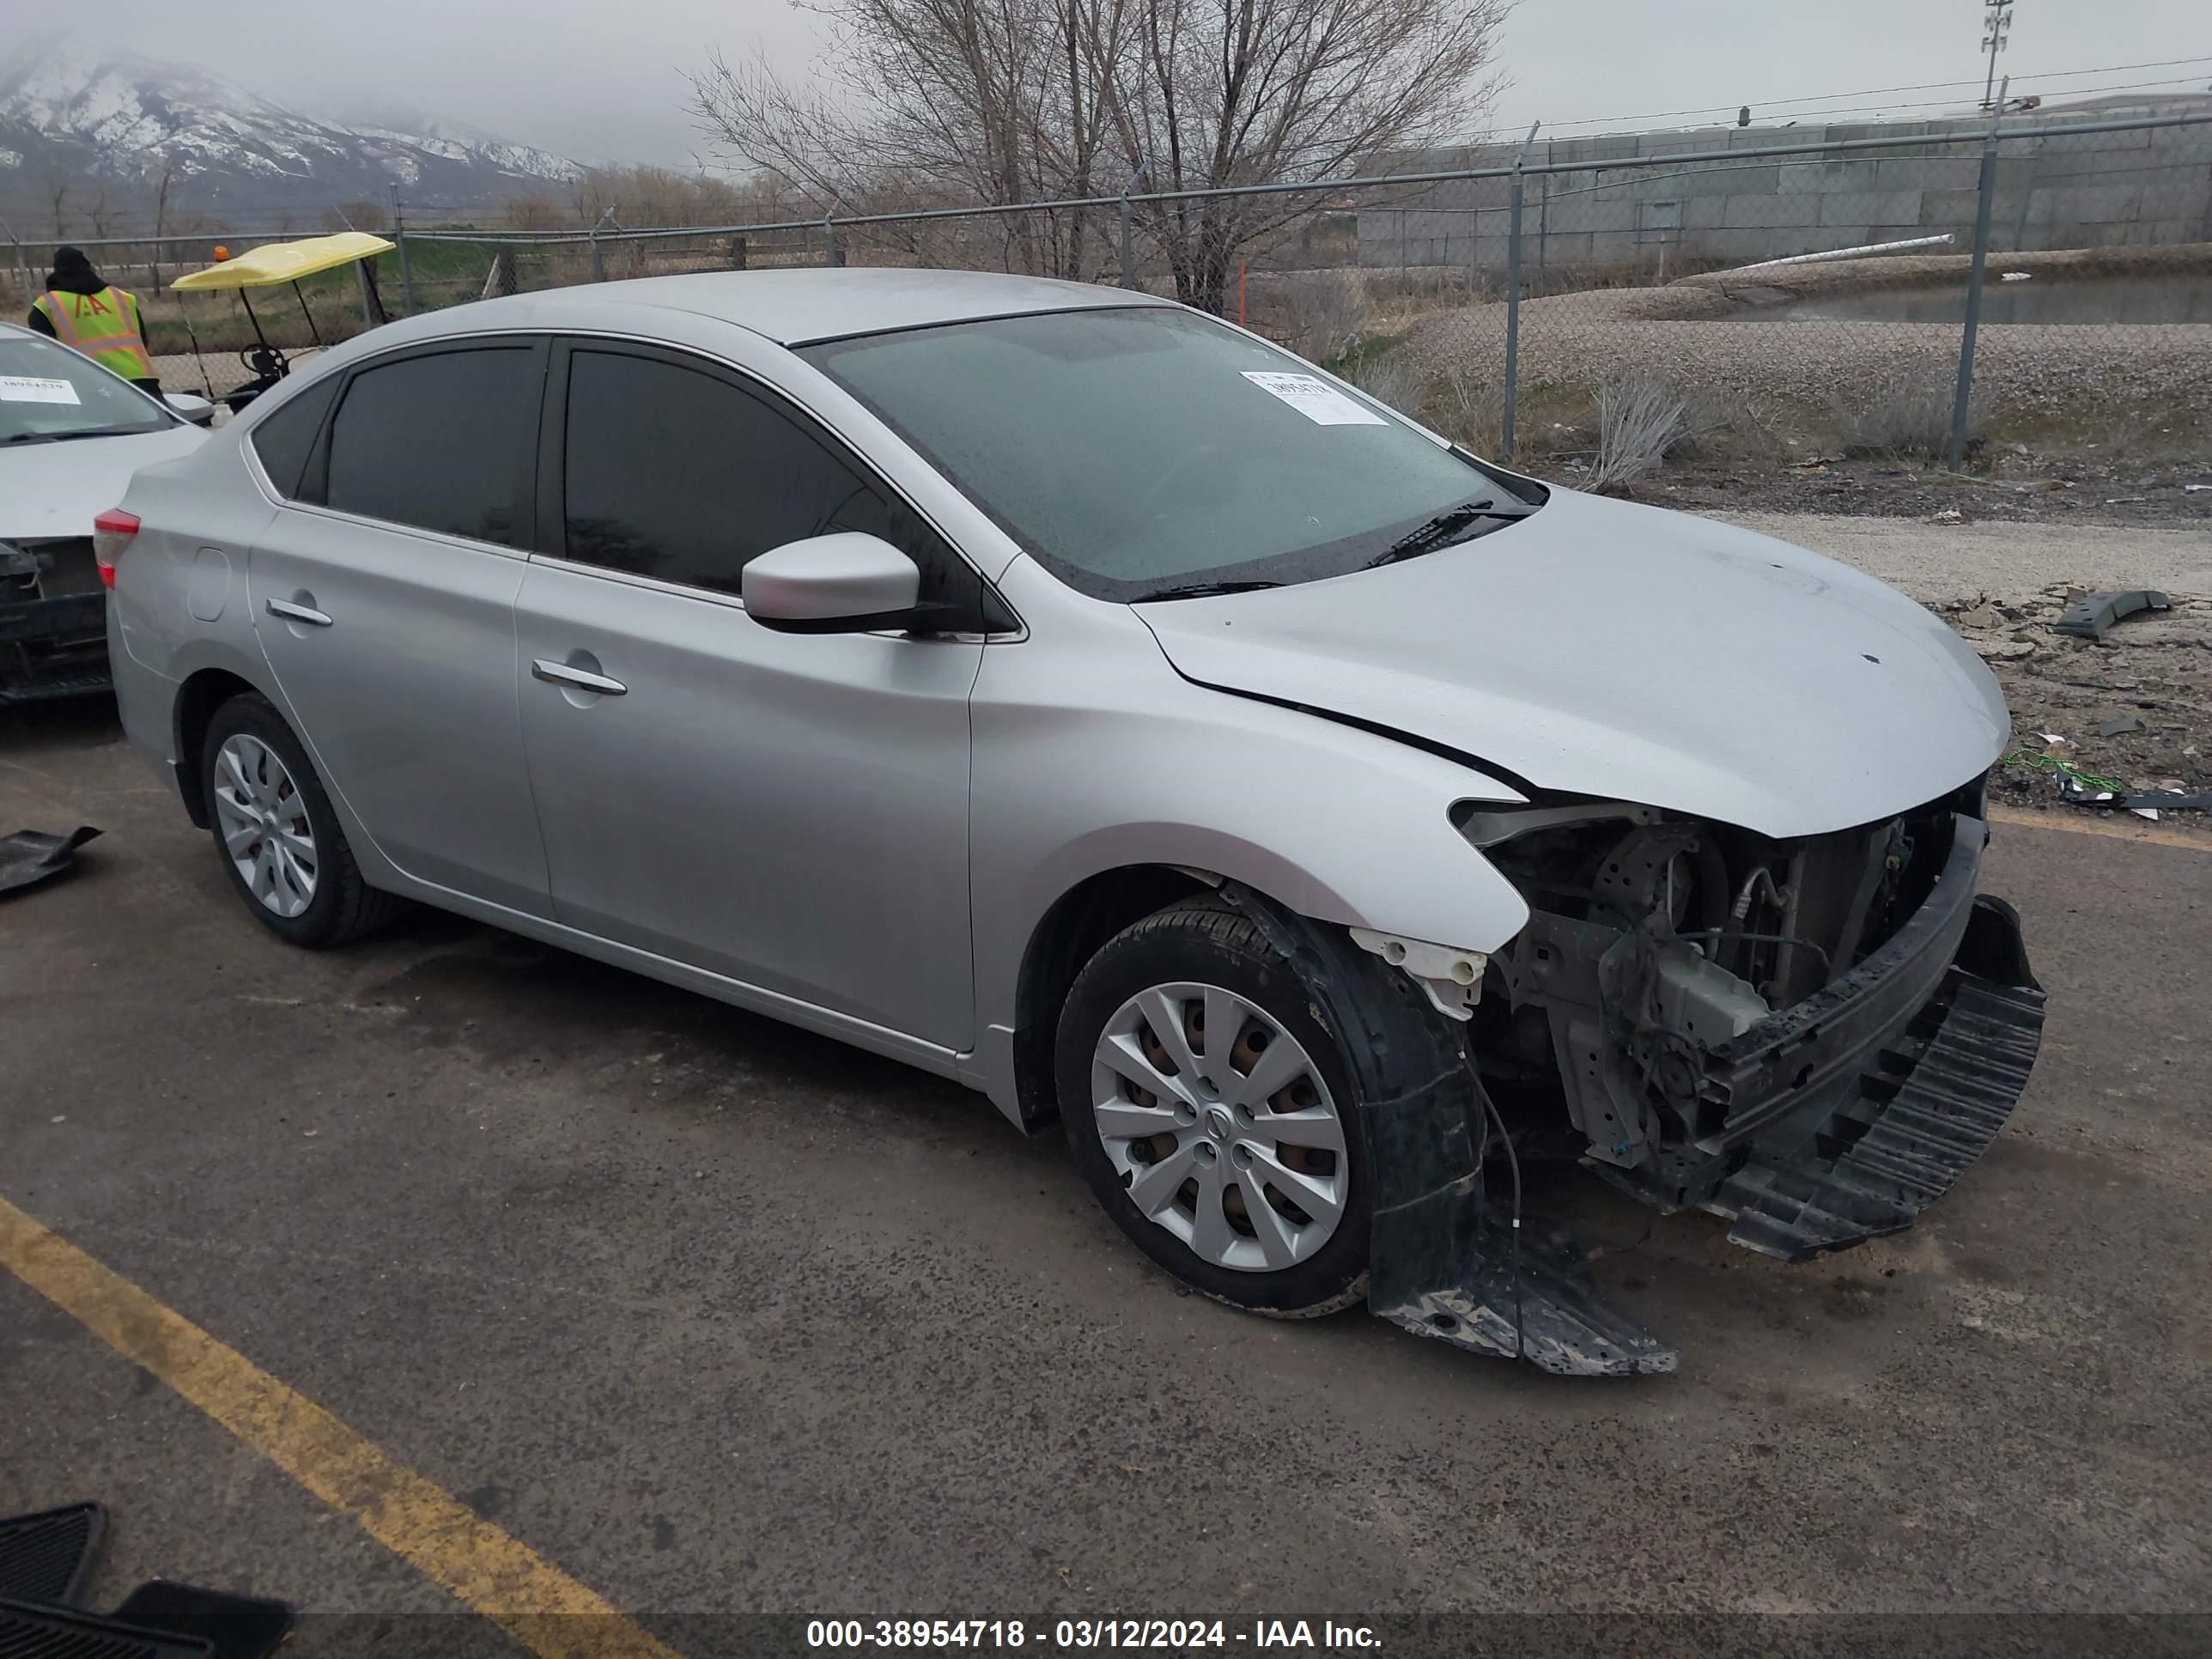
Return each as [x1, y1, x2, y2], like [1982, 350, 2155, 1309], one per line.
[1, 230, 397, 402]
[1352, 112, 2212, 497]
[9, 110, 2209, 473]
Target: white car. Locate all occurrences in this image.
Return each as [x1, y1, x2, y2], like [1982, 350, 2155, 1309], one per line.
[2, 320, 210, 703]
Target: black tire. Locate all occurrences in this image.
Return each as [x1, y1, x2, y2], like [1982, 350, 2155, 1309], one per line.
[1057, 900, 1374, 1318]
[199, 691, 398, 948]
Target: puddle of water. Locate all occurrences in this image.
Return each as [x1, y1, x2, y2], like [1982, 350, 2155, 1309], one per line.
[1745, 274, 2212, 325]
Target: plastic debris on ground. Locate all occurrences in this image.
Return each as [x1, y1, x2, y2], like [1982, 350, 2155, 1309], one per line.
[2046, 769, 2212, 817]
[2007, 750, 2126, 797]
[0, 1502, 292, 1659]
[2053, 589, 2172, 641]
[0, 827, 101, 896]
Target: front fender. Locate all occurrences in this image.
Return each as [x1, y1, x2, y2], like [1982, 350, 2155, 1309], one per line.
[967, 592, 1533, 1112]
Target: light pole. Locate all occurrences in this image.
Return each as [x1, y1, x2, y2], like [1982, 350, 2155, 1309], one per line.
[1980, 1, 2014, 112]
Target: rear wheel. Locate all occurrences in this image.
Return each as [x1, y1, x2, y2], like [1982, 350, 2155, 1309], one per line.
[1058, 902, 1371, 1317]
[200, 692, 396, 947]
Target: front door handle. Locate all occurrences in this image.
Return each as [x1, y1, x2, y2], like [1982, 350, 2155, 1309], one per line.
[532, 658, 628, 696]
[265, 598, 331, 627]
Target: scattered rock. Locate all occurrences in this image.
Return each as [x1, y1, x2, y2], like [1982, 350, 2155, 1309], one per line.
[1928, 507, 1966, 526]
[2098, 714, 2145, 737]
[1957, 605, 2005, 629]
[1972, 639, 2037, 661]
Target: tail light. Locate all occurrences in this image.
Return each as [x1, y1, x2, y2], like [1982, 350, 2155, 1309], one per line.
[92, 508, 140, 589]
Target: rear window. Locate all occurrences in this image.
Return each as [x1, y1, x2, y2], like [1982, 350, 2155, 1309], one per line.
[325, 347, 538, 544]
[246, 375, 338, 499]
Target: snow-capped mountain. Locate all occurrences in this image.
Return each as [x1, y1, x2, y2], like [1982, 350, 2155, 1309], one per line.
[0, 39, 581, 222]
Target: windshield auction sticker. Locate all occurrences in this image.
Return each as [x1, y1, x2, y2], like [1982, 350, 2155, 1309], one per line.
[0, 376, 82, 404]
[1240, 371, 1386, 426]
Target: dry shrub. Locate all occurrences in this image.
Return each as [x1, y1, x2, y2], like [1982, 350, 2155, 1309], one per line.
[1276, 269, 1370, 367]
[1586, 373, 1712, 492]
[1341, 349, 1423, 414]
[1835, 376, 1985, 460]
[1436, 362, 1506, 455]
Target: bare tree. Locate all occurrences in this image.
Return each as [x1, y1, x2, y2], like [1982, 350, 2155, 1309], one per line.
[568, 164, 768, 231]
[46, 175, 71, 240]
[689, 0, 1506, 310]
[504, 188, 568, 231]
[328, 199, 392, 234]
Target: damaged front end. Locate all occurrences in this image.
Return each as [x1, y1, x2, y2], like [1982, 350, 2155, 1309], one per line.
[1343, 783, 2044, 1378]
[1, 538, 112, 705]
[1471, 783, 2045, 1257]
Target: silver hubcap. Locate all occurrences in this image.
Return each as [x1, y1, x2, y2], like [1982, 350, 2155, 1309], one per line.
[212, 733, 318, 918]
[1090, 981, 1349, 1273]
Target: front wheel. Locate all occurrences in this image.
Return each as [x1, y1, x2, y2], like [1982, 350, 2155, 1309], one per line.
[1057, 902, 1372, 1317]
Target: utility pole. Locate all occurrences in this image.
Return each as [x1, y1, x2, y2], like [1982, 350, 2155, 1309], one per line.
[1980, 0, 2014, 112]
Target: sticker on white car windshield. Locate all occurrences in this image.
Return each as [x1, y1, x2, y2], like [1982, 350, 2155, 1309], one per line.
[1240, 371, 1386, 427]
[0, 376, 82, 405]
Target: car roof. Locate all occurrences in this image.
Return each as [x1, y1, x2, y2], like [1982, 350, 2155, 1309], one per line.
[398, 267, 1179, 349]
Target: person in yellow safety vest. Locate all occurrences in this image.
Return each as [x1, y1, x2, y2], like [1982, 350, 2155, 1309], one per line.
[27, 246, 161, 394]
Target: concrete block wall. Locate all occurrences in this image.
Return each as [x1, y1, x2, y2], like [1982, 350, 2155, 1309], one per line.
[1356, 111, 2211, 270]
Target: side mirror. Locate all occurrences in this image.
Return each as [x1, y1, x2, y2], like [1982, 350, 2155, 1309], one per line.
[742, 532, 926, 634]
[163, 391, 216, 427]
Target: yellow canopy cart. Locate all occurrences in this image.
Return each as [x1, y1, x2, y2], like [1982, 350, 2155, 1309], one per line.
[171, 233, 395, 409]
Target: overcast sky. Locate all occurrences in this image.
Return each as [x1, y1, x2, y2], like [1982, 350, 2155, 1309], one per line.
[104, 0, 2211, 169]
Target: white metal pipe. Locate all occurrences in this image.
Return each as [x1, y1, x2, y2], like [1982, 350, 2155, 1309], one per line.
[1717, 234, 1955, 276]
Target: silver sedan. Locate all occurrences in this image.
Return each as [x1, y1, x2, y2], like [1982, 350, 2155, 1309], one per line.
[104, 270, 2045, 1372]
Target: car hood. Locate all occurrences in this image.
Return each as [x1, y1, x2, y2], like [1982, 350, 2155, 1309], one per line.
[0, 424, 208, 542]
[1134, 488, 2009, 839]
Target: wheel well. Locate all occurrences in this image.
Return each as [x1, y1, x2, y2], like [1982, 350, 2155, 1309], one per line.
[173, 668, 259, 829]
[1011, 864, 1214, 1130]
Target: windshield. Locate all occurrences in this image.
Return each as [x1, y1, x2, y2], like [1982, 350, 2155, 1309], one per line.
[0, 329, 173, 446]
[800, 307, 1534, 601]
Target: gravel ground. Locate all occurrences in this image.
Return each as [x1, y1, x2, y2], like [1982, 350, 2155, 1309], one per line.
[1631, 452, 2212, 525]
[1406, 293, 2212, 417]
[1707, 510, 2212, 809]
[1398, 247, 2212, 475]
[1710, 512, 2212, 599]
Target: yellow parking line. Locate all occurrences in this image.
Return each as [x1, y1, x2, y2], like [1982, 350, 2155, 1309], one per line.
[0, 1195, 681, 1659]
[1990, 803, 2212, 851]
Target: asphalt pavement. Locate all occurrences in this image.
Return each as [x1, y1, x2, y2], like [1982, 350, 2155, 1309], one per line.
[3, 699, 2208, 1654]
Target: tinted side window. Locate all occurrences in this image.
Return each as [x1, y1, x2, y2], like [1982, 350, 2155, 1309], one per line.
[326, 348, 537, 544]
[560, 349, 992, 617]
[246, 374, 338, 499]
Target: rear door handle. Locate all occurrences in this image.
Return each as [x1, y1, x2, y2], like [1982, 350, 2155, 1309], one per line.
[531, 658, 628, 696]
[265, 598, 331, 627]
